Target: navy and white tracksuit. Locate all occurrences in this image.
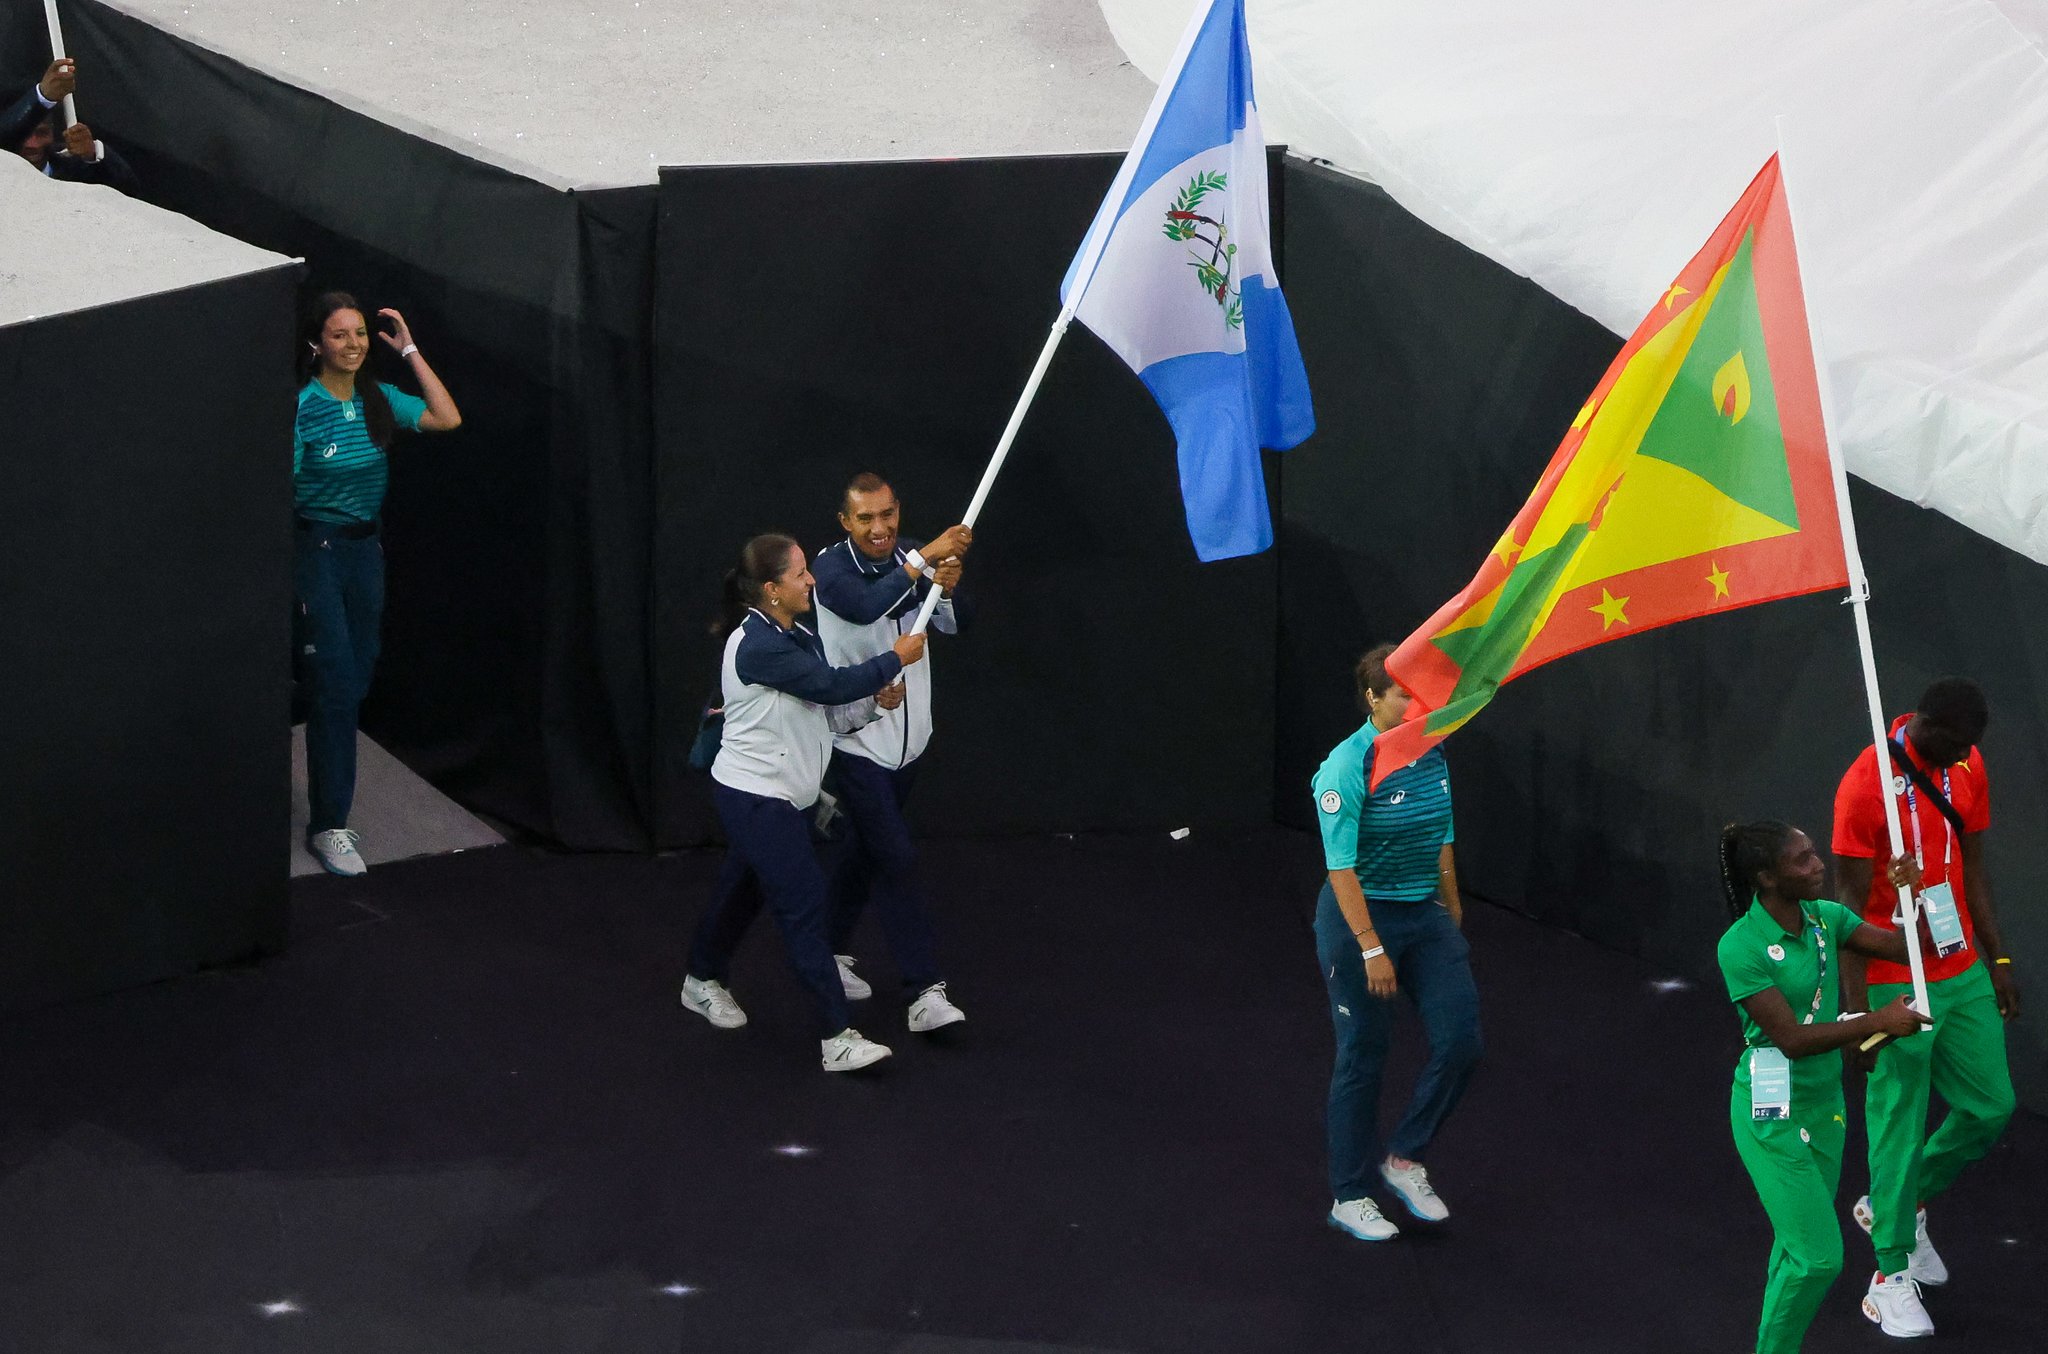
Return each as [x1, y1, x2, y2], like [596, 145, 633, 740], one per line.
[813, 538, 970, 1000]
[686, 609, 900, 1037]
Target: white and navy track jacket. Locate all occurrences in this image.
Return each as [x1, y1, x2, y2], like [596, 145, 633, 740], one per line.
[710, 609, 903, 808]
[812, 537, 972, 770]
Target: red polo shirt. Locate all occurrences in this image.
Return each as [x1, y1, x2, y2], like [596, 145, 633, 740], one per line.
[1832, 714, 1990, 986]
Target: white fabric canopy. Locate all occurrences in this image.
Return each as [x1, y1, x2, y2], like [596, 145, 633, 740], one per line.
[0, 154, 290, 328]
[1102, 1, 2048, 566]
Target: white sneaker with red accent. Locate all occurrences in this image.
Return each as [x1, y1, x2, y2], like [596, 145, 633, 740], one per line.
[1853, 1196, 1948, 1287]
[1862, 1270, 1935, 1338]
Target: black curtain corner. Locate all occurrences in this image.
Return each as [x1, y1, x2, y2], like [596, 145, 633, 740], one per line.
[0, 265, 299, 1011]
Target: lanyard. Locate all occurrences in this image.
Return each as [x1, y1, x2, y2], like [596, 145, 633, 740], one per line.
[1799, 905, 1829, 1025]
[1892, 732, 1954, 873]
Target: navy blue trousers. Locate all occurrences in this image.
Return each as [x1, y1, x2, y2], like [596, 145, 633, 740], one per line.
[825, 751, 942, 998]
[294, 522, 383, 832]
[688, 783, 851, 1039]
[1313, 885, 1483, 1203]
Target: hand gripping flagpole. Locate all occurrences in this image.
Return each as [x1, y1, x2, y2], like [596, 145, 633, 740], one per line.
[1774, 118, 1932, 1037]
[43, 0, 79, 127]
[908, 0, 1223, 636]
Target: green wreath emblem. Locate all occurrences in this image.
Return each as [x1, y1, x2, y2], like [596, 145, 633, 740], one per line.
[1162, 171, 1243, 330]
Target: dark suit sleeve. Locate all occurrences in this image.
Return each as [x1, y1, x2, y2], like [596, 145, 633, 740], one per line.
[733, 625, 902, 705]
[813, 543, 919, 625]
[2, 87, 48, 151]
[51, 144, 138, 194]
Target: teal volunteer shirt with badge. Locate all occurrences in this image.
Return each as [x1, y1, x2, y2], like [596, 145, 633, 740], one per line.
[294, 380, 429, 524]
[1717, 897, 1864, 1103]
[1312, 722, 1454, 899]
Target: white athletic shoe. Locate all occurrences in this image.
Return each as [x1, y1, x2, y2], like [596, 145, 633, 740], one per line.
[835, 955, 873, 1001]
[1327, 1197, 1400, 1242]
[679, 976, 747, 1029]
[1862, 1271, 1935, 1338]
[820, 1027, 892, 1072]
[907, 983, 967, 1033]
[1853, 1197, 1949, 1286]
[308, 828, 368, 877]
[1380, 1158, 1450, 1223]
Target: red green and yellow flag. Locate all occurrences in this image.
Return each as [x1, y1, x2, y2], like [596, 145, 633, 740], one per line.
[1371, 156, 1847, 786]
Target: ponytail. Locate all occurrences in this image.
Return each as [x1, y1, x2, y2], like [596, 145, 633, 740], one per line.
[711, 533, 799, 638]
[1718, 819, 1797, 922]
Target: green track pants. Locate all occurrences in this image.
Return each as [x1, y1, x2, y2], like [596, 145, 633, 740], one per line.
[1866, 961, 2015, 1274]
[1732, 1088, 1847, 1354]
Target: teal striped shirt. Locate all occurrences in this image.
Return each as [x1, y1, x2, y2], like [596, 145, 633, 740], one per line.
[1312, 722, 1455, 900]
[293, 379, 428, 524]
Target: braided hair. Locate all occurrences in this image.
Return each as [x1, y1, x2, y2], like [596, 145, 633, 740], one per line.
[1718, 820, 1799, 922]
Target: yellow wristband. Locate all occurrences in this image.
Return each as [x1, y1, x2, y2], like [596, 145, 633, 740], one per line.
[1994, 957, 2013, 965]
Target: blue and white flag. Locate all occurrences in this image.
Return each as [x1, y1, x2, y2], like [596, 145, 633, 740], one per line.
[1061, 0, 1315, 561]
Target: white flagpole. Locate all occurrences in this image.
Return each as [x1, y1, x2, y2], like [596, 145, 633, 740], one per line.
[42, 0, 78, 127]
[908, 0, 1224, 635]
[1773, 118, 1932, 1029]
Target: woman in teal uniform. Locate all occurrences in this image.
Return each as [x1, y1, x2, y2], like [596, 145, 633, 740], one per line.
[294, 292, 462, 875]
[1715, 820, 1926, 1352]
[1311, 644, 1479, 1243]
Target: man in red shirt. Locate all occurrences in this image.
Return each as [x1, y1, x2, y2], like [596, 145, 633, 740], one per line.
[1833, 676, 2019, 1337]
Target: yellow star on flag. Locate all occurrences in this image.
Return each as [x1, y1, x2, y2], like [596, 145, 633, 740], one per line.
[1493, 530, 1524, 568]
[1662, 283, 1690, 310]
[1707, 561, 1731, 599]
[1590, 588, 1630, 630]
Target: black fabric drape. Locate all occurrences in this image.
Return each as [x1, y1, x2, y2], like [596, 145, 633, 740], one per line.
[63, 0, 656, 849]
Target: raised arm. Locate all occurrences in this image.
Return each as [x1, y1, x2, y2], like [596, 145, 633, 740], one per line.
[813, 545, 921, 624]
[377, 309, 461, 432]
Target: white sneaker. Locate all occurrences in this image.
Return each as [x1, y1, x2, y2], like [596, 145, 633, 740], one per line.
[1862, 1271, 1935, 1338]
[835, 955, 872, 1001]
[907, 983, 967, 1033]
[1853, 1197, 1948, 1286]
[820, 1027, 892, 1072]
[1327, 1197, 1400, 1242]
[308, 828, 367, 877]
[1380, 1157, 1450, 1223]
[679, 976, 747, 1029]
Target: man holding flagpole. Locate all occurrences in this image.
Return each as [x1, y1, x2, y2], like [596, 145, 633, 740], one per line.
[1833, 675, 2017, 1337]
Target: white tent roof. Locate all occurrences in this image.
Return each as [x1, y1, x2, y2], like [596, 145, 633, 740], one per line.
[1104, 0, 2048, 566]
[90, 0, 1156, 190]
[0, 153, 290, 328]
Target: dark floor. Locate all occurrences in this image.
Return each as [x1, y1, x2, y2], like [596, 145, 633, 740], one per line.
[0, 830, 2040, 1353]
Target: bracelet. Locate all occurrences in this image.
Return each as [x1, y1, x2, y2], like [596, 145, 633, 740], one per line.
[399, 343, 419, 358]
[1360, 945, 1385, 961]
[1994, 957, 2013, 966]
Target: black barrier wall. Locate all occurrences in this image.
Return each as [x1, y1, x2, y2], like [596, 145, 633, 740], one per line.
[0, 268, 299, 1011]
[1277, 159, 2047, 1110]
[653, 156, 1281, 844]
[61, 0, 658, 850]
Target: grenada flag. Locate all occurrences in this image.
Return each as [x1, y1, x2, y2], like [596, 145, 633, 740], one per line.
[1370, 156, 1847, 786]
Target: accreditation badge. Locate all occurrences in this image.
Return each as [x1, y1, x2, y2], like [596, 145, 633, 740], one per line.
[1919, 882, 1969, 957]
[1749, 1047, 1792, 1120]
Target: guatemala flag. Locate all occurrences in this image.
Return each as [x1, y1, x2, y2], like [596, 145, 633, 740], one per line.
[1061, 0, 1315, 561]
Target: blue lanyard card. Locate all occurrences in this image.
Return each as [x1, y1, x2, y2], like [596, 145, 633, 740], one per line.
[1750, 1047, 1792, 1120]
[1919, 882, 1968, 957]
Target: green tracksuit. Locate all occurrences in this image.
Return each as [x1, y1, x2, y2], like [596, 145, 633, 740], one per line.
[1718, 898, 1863, 1354]
[1866, 961, 2016, 1273]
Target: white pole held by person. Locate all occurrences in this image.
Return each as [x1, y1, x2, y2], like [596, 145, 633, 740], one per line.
[42, 0, 78, 127]
[1774, 117, 1933, 1041]
[907, 0, 1220, 636]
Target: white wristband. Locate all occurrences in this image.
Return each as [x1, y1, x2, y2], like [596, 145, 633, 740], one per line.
[400, 343, 419, 358]
[1360, 945, 1385, 961]
[905, 548, 926, 571]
